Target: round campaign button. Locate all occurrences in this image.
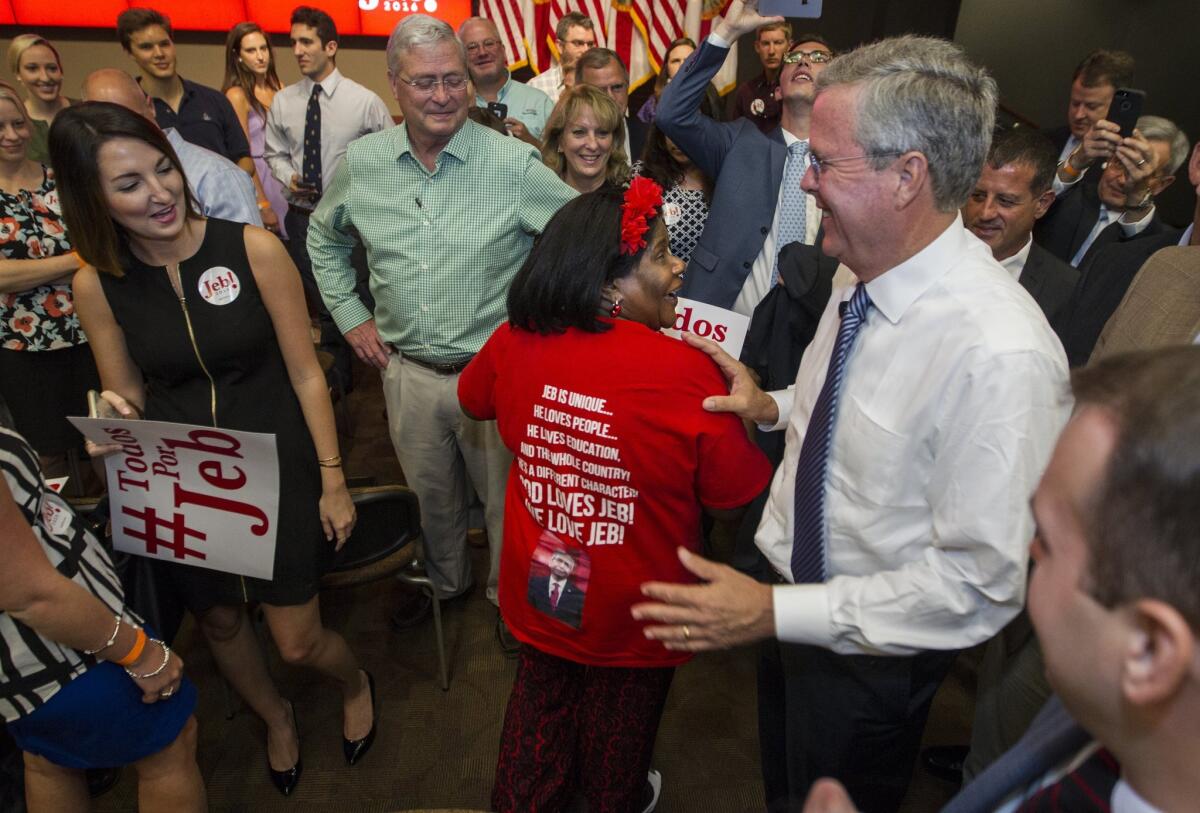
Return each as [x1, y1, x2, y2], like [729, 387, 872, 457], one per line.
[197, 267, 241, 306]
[662, 201, 682, 226]
[750, 98, 766, 116]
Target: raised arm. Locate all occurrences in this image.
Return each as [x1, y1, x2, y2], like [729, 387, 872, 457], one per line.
[657, 0, 781, 178]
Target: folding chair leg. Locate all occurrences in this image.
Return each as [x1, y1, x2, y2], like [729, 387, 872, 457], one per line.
[397, 569, 451, 691]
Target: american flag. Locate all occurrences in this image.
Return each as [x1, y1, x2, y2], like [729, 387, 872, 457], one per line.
[484, 0, 738, 95]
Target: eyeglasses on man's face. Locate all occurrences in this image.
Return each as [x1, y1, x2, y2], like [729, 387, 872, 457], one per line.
[808, 152, 902, 182]
[395, 74, 470, 94]
[465, 38, 501, 53]
[782, 49, 833, 65]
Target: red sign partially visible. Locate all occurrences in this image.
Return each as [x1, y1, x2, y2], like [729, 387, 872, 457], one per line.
[0, 0, 472, 36]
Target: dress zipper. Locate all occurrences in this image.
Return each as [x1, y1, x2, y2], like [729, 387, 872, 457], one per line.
[167, 262, 249, 601]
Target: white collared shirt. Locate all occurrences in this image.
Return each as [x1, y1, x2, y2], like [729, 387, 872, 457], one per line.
[1051, 134, 1082, 196]
[264, 68, 393, 203]
[1000, 237, 1033, 281]
[757, 216, 1070, 655]
[547, 575, 567, 600]
[1179, 223, 1195, 246]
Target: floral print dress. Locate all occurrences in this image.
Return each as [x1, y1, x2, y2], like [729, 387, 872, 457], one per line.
[1, 166, 82, 352]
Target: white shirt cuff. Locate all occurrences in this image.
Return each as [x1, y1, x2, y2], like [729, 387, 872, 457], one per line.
[708, 31, 733, 50]
[773, 584, 833, 646]
[1119, 204, 1155, 232]
[1051, 169, 1083, 196]
[758, 388, 793, 432]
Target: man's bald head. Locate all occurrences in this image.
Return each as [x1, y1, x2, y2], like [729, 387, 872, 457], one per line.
[82, 68, 158, 125]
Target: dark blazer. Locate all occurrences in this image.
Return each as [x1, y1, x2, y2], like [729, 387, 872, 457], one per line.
[1053, 228, 1185, 366]
[1034, 171, 1169, 266]
[527, 574, 584, 627]
[657, 40, 794, 309]
[627, 114, 649, 163]
[1019, 242, 1080, 325]
[1046, 125, 1073, 156]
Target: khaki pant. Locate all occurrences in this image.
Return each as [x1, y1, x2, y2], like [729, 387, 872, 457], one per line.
[382, 355, 511, 602]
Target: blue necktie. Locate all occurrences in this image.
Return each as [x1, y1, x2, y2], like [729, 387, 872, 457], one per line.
[770, 140, 809, 287]
[791, 283, 872, 583]
[302, 83, 323, 197]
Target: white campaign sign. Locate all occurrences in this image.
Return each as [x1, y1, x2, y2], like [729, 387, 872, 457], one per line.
[663, 298, 751, 359]
[68, 417, 279, 580]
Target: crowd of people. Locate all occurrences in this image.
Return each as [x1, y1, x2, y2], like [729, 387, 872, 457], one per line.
[1, 0, 1198, 811]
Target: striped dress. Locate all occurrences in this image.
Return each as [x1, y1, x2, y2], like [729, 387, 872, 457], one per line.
[0, 427, 136, 722]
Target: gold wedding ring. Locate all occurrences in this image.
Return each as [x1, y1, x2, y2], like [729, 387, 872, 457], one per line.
[682, 625, 691, 641]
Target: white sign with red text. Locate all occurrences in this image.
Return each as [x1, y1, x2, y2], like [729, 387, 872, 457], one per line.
[664, 298, 750, 359]
[68, 417, 279, 579]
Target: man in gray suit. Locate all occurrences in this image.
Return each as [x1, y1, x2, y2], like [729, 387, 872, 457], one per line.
[963, 128, 1079, 329]
[804, 346, 1200, 813]
[657, 0, 833, 316]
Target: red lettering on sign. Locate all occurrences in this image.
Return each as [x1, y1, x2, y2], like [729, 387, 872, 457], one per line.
[121, 505, 208, 560]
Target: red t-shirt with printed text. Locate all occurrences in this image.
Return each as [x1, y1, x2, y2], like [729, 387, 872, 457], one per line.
[458, 319, 772, 667]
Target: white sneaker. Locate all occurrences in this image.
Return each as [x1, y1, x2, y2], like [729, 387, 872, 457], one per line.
[640, 769, 663, 813]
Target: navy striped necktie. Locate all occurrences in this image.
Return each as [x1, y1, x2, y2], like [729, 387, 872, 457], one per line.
[791, 283, 872, 583]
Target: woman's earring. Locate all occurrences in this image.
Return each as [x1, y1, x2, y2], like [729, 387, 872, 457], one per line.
[610, 298, 622, 318]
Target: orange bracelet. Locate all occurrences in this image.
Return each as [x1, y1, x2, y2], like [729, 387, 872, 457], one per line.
[114, 627, 148, 667]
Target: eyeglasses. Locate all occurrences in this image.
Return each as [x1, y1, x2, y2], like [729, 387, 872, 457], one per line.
[395, 74, 469, 94]
[465, 38, 500, 53]
[782, 49, 833, 65]
[809, 152, 902, 181]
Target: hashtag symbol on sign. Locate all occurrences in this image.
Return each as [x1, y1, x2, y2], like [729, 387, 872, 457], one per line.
[121, 505, 209, 560]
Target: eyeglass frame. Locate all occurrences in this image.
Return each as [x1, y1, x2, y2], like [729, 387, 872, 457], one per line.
[808, 151, 904, 181]
[464, 38, 501, 53]
[782, 48, 833, 65]
[393, 73, 470, 95]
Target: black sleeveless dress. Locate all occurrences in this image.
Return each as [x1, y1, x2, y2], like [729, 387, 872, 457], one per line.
[98, 218, 326, 608]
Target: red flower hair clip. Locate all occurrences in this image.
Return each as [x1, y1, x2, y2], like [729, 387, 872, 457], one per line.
[620, 176, 664, 256]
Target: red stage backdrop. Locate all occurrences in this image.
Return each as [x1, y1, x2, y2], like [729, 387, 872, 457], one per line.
[0, 0, 472, 37]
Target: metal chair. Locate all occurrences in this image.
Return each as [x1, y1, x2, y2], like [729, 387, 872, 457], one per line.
[323, 485, 450, 691]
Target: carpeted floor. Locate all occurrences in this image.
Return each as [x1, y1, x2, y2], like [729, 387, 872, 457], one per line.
[88, 364, 971, 813]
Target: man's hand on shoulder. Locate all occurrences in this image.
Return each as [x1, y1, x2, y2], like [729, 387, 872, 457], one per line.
[683, 332, 780, 425]
[714, 0, 785, 44]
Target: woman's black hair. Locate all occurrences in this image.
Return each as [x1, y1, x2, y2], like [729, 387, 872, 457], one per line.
[638, 123, 712, 202]
[507, 185, 659, 334]
[49, 101, 199, 277]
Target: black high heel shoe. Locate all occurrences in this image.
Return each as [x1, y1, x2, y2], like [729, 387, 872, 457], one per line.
[268, 700, 303, 797]
[343, 670, 377, 766]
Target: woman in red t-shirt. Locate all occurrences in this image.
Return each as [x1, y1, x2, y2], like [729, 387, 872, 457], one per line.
[459, 178, 771, 813]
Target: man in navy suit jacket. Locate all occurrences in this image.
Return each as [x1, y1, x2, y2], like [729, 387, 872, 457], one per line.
[802, 347, 1200, 813]
[657, 2, 832, 315]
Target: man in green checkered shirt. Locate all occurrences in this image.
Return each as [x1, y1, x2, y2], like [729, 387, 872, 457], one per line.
[308, 14, 576, 619]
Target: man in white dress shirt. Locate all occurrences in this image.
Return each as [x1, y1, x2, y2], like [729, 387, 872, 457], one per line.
[527, 12, 596, 104]
[632, 30, 1070, 813]
[264, 5, 392, 391]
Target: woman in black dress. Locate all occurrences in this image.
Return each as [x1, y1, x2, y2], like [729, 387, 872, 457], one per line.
[49, 101, 375, 796]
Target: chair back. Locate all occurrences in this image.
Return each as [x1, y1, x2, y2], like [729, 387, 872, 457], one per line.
[323, 485, 423, 589]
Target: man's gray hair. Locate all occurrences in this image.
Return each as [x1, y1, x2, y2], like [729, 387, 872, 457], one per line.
[815, 35, 998, 212]
[386, 14, 466, 76]
[1136, 115, 1190, 176]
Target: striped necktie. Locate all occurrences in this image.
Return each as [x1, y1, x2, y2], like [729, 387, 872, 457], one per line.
[791, 283, 872, 583]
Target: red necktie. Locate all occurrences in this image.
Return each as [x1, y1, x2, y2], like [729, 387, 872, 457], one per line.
[550, 583, 560, 609]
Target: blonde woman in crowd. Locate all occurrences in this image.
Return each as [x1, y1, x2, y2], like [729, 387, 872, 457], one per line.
[0, 82, 93, 478]
[6, 35, 73, 164]
[540, 85, 630, 194]
[223, 22, 285, 236]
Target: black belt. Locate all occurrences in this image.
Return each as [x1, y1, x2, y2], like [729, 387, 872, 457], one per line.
[288, 204, 317, 217]
[401, 353, 473, 375]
